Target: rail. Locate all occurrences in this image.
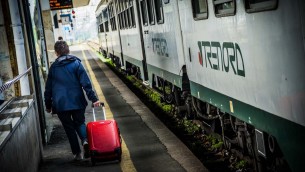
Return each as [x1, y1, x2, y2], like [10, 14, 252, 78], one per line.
[0, 66, 32, 94]
[0, 67, 33, 146]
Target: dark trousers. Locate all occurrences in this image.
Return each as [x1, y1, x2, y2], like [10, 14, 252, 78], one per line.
[57, 109, 87, 155]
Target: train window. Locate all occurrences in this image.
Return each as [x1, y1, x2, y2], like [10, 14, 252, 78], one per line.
[213, 0, 236, 17]
[119, 13, 123, 29]
[118, 13, 121, 29]
[111, 17, 117, 31]
[124, 10, 129, 28]
[130, 6, 136, 27]
[105, 21, 109, 32]
[140, 0, 148, 26]
[120, 12, 124, 29]
[147, 0, 155, 25]
[154, 0, 164, 24]
[99, 24, 104, 33]
[244, 0, 278, 13]
[192, 0, 208, 20]
[127, 9, 132, 28]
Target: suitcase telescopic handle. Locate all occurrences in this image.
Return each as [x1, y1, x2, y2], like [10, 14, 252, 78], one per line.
[92, 102, 106, 121]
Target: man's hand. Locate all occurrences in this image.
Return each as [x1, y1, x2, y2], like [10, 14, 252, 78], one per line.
[93, 101, 100, 107]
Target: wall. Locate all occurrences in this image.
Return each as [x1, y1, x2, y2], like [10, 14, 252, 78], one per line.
[0, 97, 42, 172]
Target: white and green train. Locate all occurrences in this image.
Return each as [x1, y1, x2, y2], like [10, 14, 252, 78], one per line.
[96, 0, 305, 171]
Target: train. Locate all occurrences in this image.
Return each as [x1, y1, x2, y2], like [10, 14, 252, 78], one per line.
[95, 0, 305, 171]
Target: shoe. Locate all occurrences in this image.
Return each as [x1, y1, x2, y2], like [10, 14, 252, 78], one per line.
[83, 141, 90, 159]
[74, 152, 83, 161]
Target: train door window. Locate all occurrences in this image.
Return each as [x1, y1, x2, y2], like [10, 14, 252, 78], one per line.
[113, 17, 117, 30]
[128, 0, 136, 27]
[192, 0, 208, 20]
[121, 13, 124, 29]
[121, 11, 126, 29]
[213, 0, 236, 17]
[154, 0, 164, 24]
[112, 3, 117, 31]
[105, 21, 109, 32]
[124, 10, 129, 28]
[140, 0, 148, 26]
[130, 6, 136, 27]
[244, 0, 278, 13]
[147, 0, 155, 25]
[118, 13, 121, 29]
[127, 9, 131, 28]
[127, 7, 133, 28]
[99, 24, 105, 33]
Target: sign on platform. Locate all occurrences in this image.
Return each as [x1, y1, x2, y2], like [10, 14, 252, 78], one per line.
[50, 0, 73, 10]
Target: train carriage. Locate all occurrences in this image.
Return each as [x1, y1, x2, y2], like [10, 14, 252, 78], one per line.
[178, 1, 305, 171]
[95, 0, 305, 171]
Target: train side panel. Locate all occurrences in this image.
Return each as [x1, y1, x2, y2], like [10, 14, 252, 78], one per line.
[178, 1, 305, 171]
[179, 0, 305, 127]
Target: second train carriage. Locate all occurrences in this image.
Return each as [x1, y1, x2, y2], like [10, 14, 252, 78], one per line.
[95, 0, 305, 171]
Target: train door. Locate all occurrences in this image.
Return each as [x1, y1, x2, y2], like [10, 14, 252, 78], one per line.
[109, 1, 123, 67]
[138, 0, 185, 87]
[105, 20, 111, 57]
[138, 0, 159, 67]
[104, 9, 110, 57]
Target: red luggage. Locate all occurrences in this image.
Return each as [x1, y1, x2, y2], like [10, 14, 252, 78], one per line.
[86, 103, 122, 165]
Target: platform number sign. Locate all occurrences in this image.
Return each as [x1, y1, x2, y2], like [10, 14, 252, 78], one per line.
[50, 0, 73, 10]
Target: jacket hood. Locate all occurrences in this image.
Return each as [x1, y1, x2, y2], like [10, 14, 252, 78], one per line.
[53, 55, 81, 67]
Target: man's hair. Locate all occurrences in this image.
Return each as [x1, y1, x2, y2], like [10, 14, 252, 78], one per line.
[54, 41, 69, 56]
[58, 36, 63, 40]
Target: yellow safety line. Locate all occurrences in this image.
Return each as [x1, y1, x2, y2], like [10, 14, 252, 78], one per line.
[82, 47, 137, 172]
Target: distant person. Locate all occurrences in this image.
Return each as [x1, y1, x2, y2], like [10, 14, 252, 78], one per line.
[44, 40, 100, 161]
[58, 36, 63, 41]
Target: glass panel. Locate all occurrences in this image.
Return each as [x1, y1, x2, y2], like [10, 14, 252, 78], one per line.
[245, 0, 278, 13]
[124, 10, 129, 28]
[130, 6, 136, 27]
[105, 21, 109, 32]
[147, 0, 155, 25]
[140, 0, 148, 26]
[154, 0, 163, 24]
[213, 0, 236, 17]
[192, 0, 208, 20]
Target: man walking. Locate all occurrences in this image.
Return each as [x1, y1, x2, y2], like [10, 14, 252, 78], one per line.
[44, 40, 99, 160]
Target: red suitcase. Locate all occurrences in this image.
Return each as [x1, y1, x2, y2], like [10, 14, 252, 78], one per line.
[86, 103, 122, 165]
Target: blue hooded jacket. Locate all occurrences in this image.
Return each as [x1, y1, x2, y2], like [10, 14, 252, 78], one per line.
[44, 55, 98, 113]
